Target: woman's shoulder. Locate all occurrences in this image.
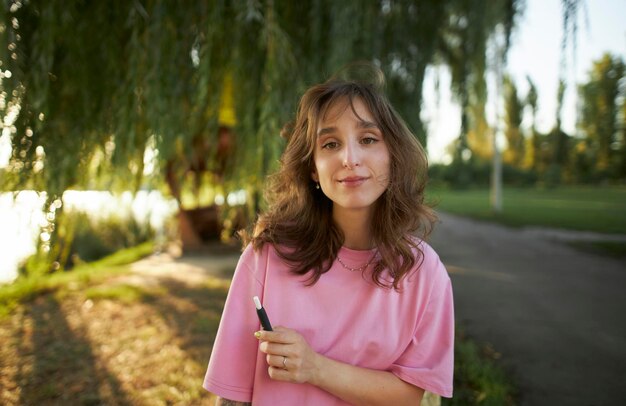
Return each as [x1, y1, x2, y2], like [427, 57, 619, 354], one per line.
[408, 236, 441, 263]
[406, 236, 449, 283]
[239, 241, 286, 268]
[240, 241, 270, 262]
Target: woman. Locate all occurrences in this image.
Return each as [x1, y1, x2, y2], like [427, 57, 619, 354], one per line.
[203, 67, 454, 405]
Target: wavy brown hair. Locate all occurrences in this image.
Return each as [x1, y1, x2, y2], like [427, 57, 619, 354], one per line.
[244, 66, 437, 290]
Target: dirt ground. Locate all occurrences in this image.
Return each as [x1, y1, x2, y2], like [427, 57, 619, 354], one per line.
[0, 248, 240, 406]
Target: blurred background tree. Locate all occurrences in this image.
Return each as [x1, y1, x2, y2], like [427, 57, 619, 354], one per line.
[578, 53, 626, 181]
[503, 74, 524, 168]
[524, 76, 539, 171]
[429, 0, 626, 190]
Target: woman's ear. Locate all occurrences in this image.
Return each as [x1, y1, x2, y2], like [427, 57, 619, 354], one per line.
[311, 169, 318, 183]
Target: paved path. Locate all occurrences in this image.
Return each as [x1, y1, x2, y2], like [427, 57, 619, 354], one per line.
[429, 212, 626, 406]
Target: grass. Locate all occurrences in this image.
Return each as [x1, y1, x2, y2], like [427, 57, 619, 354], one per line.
[84, 283, 166, 304]
[443, 330, 516, 406]
[0, 266, 229, 406]
[427, 185, 626, 235]
[0, 241, 155, 318]
[566, 240, 626, 258]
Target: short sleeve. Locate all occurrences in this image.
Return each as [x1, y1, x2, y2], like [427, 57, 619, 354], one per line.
[203, 247, 264, 402]
[389, 254, 455, 398]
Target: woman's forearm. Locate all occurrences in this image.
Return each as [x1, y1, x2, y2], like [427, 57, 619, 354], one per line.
[309, 353, 424, 406]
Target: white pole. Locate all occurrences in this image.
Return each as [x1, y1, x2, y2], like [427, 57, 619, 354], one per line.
[491, 127, 503, 212]
[491, 28, 504, 213]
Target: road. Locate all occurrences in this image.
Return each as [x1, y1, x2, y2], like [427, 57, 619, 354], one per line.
[429, 212, 626, 405]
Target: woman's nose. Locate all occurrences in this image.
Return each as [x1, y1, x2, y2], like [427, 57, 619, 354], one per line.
[342, 139, 361, 169]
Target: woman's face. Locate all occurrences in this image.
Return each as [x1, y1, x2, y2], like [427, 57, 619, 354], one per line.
[311, 97, 390, 218]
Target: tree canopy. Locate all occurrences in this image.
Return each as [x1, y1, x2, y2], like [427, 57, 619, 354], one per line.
[1, 0, 526, 269]
[1, 0, 524, 197]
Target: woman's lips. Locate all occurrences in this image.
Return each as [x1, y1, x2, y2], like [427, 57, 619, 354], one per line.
[338, 176, 369, 186]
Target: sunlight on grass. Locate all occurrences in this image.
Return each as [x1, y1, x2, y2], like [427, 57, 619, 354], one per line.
[85, 284, 165, 304]
[0, 274, 226, 405]
[0, 242, 154, 318]
[202, 277, 231, 291]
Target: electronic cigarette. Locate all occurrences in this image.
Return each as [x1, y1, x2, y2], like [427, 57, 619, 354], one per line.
[253, 296, 273, 331]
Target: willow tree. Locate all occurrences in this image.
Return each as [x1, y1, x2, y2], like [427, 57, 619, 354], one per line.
[436, 0, 523, 164]
[1, 0, 524, 272]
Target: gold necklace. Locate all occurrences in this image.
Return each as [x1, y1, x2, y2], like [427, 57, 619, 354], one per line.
[336, 251, 378, 272]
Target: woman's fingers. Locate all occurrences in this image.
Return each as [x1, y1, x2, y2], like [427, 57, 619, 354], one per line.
[268, 365, 292, 380]
[265, 353, 300, 382]
[255, 326, 316, 383]
[259, 340, 290, 355]
[266, 353, 288, 368]
[255, 326, 293, 343]
[256, 326, 299, 356]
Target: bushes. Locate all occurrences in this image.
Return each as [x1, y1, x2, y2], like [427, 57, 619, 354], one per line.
[429, 159, 490, 188]
[502, 164, 537, 186]
[429, 160, 538, 188]
[68, 211, 156, 265]
[19, 210, 157, 276]
[429, 156, 626, 189]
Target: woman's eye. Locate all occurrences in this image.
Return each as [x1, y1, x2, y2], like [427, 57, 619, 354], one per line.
[361, 137, 378, 145]
[322, 141, 339, 149]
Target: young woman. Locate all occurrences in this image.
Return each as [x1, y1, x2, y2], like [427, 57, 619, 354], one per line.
[203, 67, 454, 405]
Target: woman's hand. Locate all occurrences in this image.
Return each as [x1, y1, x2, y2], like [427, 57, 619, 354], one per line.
[255, 326, 424, 405]
[255, 326, 321, 384]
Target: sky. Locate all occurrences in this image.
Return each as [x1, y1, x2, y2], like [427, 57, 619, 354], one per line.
[424, 0, 626, 163]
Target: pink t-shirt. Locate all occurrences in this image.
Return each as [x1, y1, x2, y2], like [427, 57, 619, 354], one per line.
[203, 240, 454, 404]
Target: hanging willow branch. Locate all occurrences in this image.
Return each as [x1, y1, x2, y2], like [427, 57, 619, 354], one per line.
[1, 0, 524, 193]
[0, 0, 525, 269]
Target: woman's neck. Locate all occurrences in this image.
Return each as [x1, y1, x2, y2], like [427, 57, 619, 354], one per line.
[332, 206, 375, 250]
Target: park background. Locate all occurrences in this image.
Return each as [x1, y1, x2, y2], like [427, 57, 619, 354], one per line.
[1, 0, 625, 405]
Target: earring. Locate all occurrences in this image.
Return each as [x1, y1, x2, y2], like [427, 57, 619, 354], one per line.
[315, 183, 320, 189]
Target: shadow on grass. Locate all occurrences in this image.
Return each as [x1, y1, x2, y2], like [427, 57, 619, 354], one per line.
[138, 276, 230, 366]
[13, 295, 132, 405]
[1, 252, 234, 405]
